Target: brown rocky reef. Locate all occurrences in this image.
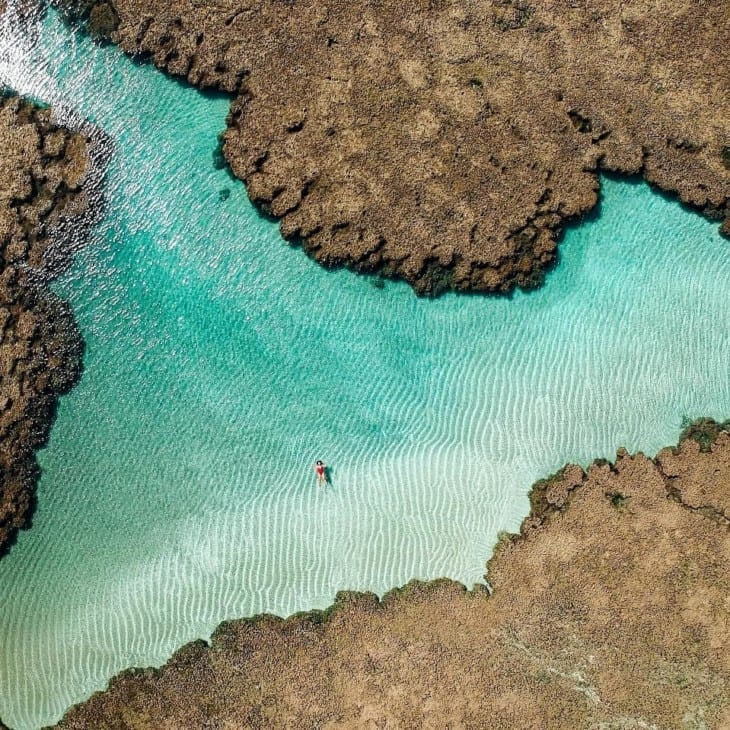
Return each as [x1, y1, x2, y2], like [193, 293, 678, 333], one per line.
[0, 94, 104, 558]
[53, 424, 730, 729]
[59, 0, 730, 294]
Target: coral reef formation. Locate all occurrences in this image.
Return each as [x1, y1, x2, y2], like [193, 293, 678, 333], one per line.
[58, 0, 730, 294]
[54, 426, 730, 728]
[0, 94, 103, 557]
[1, 4, 727, 726]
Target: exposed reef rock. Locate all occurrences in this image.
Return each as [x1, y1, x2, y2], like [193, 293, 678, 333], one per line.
[0, 94, 104, 557]
[54, 426, 730, 728]
[57, 0, 730, 294]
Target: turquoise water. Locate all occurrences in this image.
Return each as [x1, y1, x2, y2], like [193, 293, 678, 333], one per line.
[1, 6, 729, 729]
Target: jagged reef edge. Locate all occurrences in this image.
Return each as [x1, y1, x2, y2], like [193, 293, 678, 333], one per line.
[53, 422, 730, 728]
[55, 0, 729, 295]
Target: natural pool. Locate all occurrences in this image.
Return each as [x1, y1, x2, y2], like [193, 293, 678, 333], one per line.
[1, 6, 729, 729]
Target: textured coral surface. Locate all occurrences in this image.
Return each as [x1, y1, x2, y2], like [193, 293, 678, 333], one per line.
[0, 94, 97, 557]
[53, 428, 730, 729]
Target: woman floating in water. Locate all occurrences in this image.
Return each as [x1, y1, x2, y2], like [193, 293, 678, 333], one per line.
[313, 460, 327, 486]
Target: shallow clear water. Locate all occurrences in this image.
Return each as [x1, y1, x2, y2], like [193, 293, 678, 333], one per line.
[0, 6, 729, 729]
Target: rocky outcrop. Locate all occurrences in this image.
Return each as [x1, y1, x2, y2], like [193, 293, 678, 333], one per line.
[0, 94, 104, 557]
[57, 0, 729, 294]
[53, 425, 730, 729]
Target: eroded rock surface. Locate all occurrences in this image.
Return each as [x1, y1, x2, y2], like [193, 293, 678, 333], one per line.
[60, 0, 730, 294]
[0, 94, 102, 557]
[54, 427, 730, 729]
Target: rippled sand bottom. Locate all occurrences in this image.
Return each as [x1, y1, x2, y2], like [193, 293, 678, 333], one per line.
[1, 8, 729, 729]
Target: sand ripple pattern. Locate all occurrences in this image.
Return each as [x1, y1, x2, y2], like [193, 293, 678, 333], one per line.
[1, 8, 730, 729]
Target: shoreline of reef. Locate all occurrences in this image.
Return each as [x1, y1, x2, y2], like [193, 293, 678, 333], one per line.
[45, 420, 730, 728]
[55, 0, 729, 295]
[0, 92, 108, 559]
